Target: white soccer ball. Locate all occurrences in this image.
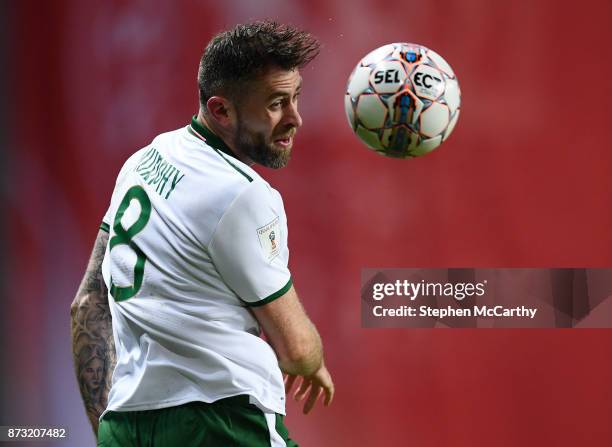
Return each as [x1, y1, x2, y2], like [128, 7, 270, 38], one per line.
[345, 43, 461, 158]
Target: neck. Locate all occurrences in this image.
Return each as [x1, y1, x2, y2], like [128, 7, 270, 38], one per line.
[196, 111, 253, 165]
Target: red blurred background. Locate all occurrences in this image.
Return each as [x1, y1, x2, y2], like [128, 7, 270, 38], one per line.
[2, 0, 611, 445]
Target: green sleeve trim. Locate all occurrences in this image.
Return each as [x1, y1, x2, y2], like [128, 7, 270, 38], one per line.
[100, 221, 110, 233]
[247, 277, 293, 307]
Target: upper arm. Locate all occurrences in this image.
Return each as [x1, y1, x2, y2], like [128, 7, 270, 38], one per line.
[72, 230, 109, 308]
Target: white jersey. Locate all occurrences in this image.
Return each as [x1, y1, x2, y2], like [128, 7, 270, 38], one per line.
[99, 117, 291, 418]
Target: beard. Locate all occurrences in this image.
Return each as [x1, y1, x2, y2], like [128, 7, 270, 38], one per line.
[234, 117, 293, 169]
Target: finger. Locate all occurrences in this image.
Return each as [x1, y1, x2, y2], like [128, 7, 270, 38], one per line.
[294, 378, 311, 401]
[303, 386, 322, 415]
[284, 375, 298, 394]
[323, 382, 334, 406]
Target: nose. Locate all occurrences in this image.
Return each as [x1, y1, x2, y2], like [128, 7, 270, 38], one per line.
[284, 102, 302, 129]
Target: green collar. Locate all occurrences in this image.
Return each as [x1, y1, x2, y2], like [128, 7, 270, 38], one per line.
[189, 115, 237, 159]
[188, 115, 253, 182]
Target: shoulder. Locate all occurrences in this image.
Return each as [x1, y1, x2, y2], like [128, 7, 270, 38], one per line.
[232, 178, 284, 213]
[151, 126, 186, 144]
[114, 147, 149, 185]
[208, 179, 285, 243]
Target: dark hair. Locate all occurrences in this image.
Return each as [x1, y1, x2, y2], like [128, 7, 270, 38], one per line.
[198, 21, 320, 109]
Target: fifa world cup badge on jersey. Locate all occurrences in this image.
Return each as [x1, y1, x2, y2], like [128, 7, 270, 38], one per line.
[257, 217, 281, 261]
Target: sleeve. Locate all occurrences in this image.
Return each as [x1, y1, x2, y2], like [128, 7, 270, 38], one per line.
[208, 181, 292, 306]
[100, 194, 114, 233]
[100, 207, 112, 233]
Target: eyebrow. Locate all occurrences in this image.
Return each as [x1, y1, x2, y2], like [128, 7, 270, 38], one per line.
[267, 78, 303, 101]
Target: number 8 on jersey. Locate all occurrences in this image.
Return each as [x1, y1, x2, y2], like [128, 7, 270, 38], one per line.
[109, 185, 152, 301]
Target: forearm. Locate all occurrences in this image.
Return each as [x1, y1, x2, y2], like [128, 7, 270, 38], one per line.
[70, 231, 115, 436]
[276, 320, 323, 377]
[252, 285, 325, 377]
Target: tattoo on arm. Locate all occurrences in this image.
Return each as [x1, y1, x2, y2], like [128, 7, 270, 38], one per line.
[70, 230, 115, 436]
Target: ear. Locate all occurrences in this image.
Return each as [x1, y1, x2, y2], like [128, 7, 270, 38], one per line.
[206, 96, 234, 127]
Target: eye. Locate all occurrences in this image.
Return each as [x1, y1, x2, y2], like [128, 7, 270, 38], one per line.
[269, 100, 282, 109]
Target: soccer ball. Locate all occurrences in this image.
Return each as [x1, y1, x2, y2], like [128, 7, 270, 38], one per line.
[345, 43, 461, 158]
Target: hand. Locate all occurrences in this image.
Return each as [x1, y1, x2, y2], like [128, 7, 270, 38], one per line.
[284, 363, 334, 414]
